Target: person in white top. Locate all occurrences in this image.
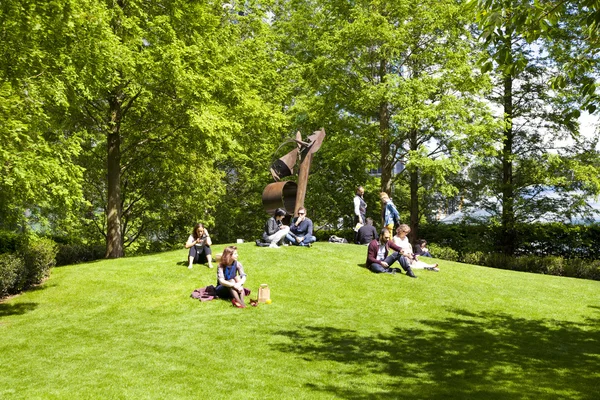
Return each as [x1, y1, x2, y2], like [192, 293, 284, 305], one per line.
[185, 223, 214, 269]
[392, 224, 439, 272]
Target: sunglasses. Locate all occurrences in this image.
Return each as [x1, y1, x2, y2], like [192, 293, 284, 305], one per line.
[298, 212, 305, 215]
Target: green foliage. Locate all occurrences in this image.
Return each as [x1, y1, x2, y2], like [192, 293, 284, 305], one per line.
[55, 243, 105, 267]
[20, 237, 57, 284]
[427, 243, 460, 262]
[0, 253, 24, 297]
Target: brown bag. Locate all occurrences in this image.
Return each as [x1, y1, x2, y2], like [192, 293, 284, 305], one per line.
[258, 284, 270, 303]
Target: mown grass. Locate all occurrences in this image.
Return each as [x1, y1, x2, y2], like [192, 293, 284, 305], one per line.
[1, 242, 599, 399]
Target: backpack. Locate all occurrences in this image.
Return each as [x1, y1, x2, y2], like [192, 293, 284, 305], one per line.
[328, 235, 348, 244]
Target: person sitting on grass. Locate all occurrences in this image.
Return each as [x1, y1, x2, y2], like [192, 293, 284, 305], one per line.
[414, 239, 433, 257]
[393, 225, 439, 272]
[285, 207, 317, 247]
[356, 217, 378, 245]
[185, 223, 213, 269]
[366, 228, 417, 277]
[262, 208, 290, 248]
[216, 246, 248, 308]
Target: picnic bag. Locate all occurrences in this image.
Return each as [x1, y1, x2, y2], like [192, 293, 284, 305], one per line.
[258, 283, 270, 303]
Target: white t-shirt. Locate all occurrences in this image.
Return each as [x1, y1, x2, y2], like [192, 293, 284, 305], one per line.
[392, 235, 412, 255]
[188, 234, 209, 247]
[376, 244, 387, 261]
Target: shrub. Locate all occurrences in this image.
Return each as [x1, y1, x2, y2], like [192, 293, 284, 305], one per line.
[0, 230, 21, 254]
[462, 251, 485, 265]
[428, 244, 459, 261]
[56, 243, 105, 266]
[21, 237, 58, 284]
[0, 253, 25, 297]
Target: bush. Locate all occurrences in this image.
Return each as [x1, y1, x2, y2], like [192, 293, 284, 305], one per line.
[0, 230, 21, 254]
[21, 238, 58, 284]
[427, 244, 459, 261]
[462, 251, 485, 265]
[56, 243, 105, 266]
[0, 253, 25, 297]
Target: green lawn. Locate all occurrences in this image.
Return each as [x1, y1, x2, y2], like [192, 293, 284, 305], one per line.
[1, 242, 599, 399]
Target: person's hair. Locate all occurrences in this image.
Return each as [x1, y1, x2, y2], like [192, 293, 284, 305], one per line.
[220, 246, 238, 267]
[274, 208, 286, 217]
[418, 239, 427, 245]
[356, 186, 364, 195]
[397, 224, 410, 234]
[366, 217, 374, 225]
[297, 207, 306, 214]
[380, 192, 389, 201]
[191, 223, 205, 239]
[379, 228, 391, 243]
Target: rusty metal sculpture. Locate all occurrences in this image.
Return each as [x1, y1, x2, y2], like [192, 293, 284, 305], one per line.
[262, 129, 325, 216]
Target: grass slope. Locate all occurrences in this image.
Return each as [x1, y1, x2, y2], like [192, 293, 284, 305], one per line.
[1, 243, 599, 399]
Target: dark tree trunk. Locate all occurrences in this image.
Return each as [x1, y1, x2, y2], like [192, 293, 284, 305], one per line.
[409, 128, 419, 244]
[105, 94, 124, 258]
[501, 55, 515, 256]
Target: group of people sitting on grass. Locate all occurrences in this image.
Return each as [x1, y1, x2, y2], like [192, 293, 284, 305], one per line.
[184, 191, 439, 307]
[258, 206, 316, 248]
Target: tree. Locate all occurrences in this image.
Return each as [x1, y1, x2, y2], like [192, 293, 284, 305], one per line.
[471, 0, 600, 254]
[272, 0, 494, 241]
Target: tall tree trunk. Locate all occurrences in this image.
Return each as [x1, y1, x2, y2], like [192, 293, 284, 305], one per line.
[409, 128, 419, 244]
[378, 59, 393, 226]
[105, 94, 124, 258]
[501, 63, 515, 256]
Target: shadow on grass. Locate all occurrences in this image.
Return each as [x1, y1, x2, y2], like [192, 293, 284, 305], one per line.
[0, 302, 37, 317]
[273, 308, 600, 399]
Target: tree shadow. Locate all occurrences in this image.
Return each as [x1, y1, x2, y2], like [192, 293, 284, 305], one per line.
[0, 302, 37, 317]
[272, 307, 600, 399]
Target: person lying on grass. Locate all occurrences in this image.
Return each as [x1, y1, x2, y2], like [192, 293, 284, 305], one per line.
[185, 223, 214, 269]
[216, 246, 248, 308]
[392, 224, 439, 272]
[366, 228, 417, 277]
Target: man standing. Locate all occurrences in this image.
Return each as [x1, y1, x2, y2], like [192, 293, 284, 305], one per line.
[366, 228, 417, 277]
[286, 207, 317, 247]
[353, 186, 367, 243]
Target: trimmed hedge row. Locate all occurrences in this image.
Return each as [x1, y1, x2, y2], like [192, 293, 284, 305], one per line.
[419, 223, 600, 260]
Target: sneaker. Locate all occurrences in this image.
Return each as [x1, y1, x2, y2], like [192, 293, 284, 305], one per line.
[425, 266, 439, 272]
[406, 268, 417, 278]
[383, 268, 396, 275]
[188, 265, 193, 269]
[269, 243, 280, 248]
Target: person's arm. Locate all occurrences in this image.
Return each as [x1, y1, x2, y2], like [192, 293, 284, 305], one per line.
[185, 235, 197, 249]
[388, 239, 403, 254]
[373, 227, 379, 240]
[306, 219, 313, 237]
[234, 262, 247, 287]
[217, 267, 234, 287]
[265, 218, 278, 236]
[366, 242, 381, 265]
[203, 231, 212, 246]
[290, 217, 299, 234]
[353, 197, 363, 223]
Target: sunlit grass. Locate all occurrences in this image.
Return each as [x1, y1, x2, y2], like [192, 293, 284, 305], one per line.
[1, 242, 599, 399]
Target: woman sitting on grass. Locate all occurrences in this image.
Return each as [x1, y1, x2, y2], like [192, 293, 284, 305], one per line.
[392, 224, 439, 272]
[185, 223, 213, 269]
[216, 246, 248, 308]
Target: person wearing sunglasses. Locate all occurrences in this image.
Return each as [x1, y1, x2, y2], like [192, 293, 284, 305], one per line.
[285, 207, 317, 247]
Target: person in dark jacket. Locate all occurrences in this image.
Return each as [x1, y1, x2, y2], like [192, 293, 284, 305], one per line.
[356, 218, 378, 245]
[285, 207, 317, 247]
[366, 228, 417, 277]
[262, 208, 290, 248]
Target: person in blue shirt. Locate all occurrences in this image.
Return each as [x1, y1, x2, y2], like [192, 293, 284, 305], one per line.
[285, 207, 317, 247]
[380, 192, 400, 233]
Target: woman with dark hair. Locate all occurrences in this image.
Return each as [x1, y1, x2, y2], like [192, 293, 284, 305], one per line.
[185, 223, 213, 269]
[262, 207, 290, 248]
[216, 246, 248, 308]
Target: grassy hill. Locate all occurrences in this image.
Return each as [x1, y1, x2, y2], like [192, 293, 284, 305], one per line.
[1, 242, 599, 399]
